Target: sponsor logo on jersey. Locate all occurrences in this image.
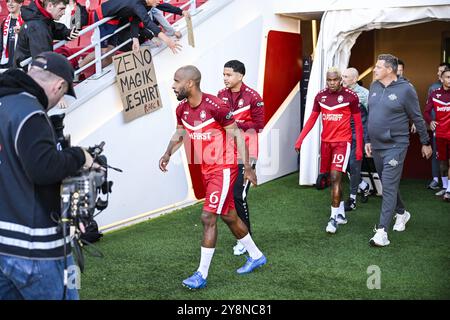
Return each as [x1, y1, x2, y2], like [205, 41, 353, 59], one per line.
[322, 113, 343, 121]
[437, 106, 450, 112]
[257, 101, 264, 107]
[225, 111, 233, 120]
[436, 94, 441, 98]
[189, 132, 212, 140]
[222, 97, 229, 101]
[372, 92, 377, 97]
[388, 93, 397, 101]
[337, 95, 344, 103]
[200, 110, 207, 121]
[238, 99, 244, 107]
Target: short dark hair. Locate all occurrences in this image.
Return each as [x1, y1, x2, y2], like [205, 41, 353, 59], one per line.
[224, 60, 246, 75]
[377, 54, 398, 73]
[439, 62, 450, 68]
[178, 65, 201, 88]
[397, 59, 405, 67]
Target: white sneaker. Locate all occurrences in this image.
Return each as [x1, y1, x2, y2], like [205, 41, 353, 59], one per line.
[393, 211, 411, 232]
[326, 218, 338, 234]
[435, 189, 446, 196]
[370, 228, 390, 246]
[233, 241, 246, 256]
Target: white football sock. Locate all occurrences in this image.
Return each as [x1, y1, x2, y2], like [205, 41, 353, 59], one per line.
[197, 247, 215, 279]
[442, 177, 449, 189]
[239, 233, 263, 260]
[331, 206, 339, 219]
[339, 201, 345, 216]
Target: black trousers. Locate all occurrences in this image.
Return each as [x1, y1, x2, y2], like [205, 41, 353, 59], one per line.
[234, 162, 256, 235]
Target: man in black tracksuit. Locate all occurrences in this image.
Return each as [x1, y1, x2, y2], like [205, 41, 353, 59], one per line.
[0, 52, 94, 299]
[217, 60, 265, 256]
[14, 0, 79, 68]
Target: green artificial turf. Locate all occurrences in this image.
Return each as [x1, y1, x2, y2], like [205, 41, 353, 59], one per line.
[79, 173, 450, 300]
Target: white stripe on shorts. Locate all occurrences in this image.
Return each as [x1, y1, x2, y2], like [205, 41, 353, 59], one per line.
[216, 168, 231, 215]
[342, 142, 351, 172]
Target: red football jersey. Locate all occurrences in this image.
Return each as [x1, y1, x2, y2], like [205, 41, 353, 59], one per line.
[217, 83, 264, 159]
[312, 87, 360, 142]
[424, 86, 450, 139]
[176, 93, 236, 175]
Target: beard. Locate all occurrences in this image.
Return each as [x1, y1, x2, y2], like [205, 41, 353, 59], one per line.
[176, 89, 188, 101]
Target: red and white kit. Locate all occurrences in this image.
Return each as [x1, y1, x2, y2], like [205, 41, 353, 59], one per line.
[424, 86, 450, 160]
[295, 87, 362, 173]
[217, 83, 264, 160]
[176, 93, 238, 214]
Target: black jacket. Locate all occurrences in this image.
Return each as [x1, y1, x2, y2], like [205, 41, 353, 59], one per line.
[120, 3, 183, 48]
[0, 69, 85, 258]
[100, 0, 160, 37]
[14, 0, 71, 67]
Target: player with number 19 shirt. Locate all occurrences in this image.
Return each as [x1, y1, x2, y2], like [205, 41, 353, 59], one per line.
[295, 67, 363, 234]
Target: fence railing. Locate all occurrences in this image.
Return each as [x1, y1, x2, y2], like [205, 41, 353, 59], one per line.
[20, 0, 198, 79]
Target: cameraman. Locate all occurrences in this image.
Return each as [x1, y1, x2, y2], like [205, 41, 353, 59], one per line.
[0, 52, 94, 300]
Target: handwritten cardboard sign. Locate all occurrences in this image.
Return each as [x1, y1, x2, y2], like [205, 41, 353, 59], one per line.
[113, 47, 162, 122]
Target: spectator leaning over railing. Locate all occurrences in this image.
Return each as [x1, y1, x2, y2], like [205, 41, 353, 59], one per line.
[0, 0, 24, 69]
[14, 0, 80, 69]
[78, 0, 182, 70]
[151, 7, 182, 39]
[124, 1, 189, 51]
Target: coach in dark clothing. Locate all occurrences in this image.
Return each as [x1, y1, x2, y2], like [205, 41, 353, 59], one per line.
[0, 52, 94, 300]
[14, 0, 79, 68]
[365, 53, 432, 247]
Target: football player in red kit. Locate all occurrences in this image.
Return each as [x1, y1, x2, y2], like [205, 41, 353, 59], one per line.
[295, 67, 363, 234]
[424, 66, 450, 201]
[217, 60, 265, 256]
[159, 65, 266, 290]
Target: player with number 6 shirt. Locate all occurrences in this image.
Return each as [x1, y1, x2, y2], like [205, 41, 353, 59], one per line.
[159, 65, 267, 290]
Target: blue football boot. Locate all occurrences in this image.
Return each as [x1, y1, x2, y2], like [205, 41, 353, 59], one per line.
[237, 255, 267, 274]
[182, 271, 207, 289]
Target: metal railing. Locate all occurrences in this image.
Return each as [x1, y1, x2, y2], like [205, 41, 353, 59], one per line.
[20, 0, 198, 79]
